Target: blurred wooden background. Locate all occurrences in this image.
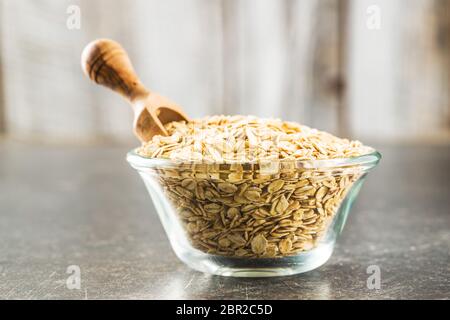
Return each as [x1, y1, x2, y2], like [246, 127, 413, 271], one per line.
[0, 0, 448, 144]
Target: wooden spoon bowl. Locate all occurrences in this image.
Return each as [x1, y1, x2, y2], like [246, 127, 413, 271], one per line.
[81, 39, 189, 142]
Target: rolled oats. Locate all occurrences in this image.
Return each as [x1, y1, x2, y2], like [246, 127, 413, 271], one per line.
[278, 238, 293, 254]
[181, 178, 196, 191]
[218, 182, 238, 194]
[268, 180, 285, 193]
[244, 190, 261, 202]
[137, 115, 369, 258]
[251, 234, 268, 255]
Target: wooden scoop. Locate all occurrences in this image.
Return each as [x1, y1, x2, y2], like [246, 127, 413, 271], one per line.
[81, 39, 189, 142]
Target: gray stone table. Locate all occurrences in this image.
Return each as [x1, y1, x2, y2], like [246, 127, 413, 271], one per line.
[0, 139, 449, 299]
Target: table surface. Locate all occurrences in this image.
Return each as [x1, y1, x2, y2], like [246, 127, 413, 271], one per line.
[0, 140, 449, 299]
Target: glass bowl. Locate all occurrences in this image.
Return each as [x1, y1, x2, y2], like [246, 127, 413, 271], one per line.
[127, 149, 381, 277]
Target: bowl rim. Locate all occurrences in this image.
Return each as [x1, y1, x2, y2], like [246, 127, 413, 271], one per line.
[126, 148, 381, 170]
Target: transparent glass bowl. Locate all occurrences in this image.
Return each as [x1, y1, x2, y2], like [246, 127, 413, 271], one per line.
[127, 149, 381, 277]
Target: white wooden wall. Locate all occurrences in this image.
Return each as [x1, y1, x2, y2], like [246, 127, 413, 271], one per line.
[0, 0, 448, 143]
[348, 0, 450, 140]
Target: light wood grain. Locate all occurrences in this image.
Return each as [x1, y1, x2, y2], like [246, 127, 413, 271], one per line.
[348, 0, 449, 140]
[0, 0, 448, 143]
[0, 0, 5, 133]
[131, 0, 224, 119]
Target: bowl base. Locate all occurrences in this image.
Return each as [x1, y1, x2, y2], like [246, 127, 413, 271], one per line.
[173, 242, 334, 277]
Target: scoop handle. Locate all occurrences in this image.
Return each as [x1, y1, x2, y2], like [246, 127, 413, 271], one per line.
[81, 39, 148, 101]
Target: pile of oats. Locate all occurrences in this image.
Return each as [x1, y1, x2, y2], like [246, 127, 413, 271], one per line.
[138, 115, 370, 163]
[137, 115, 371, 258]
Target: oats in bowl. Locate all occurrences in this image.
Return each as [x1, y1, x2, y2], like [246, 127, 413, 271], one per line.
[128, 115, 380, 276]
[137, 115, 371, 163]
